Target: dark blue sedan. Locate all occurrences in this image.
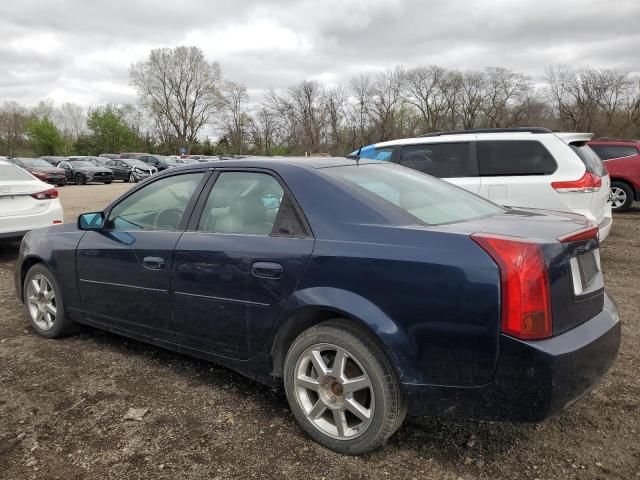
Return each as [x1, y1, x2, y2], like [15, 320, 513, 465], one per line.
[14, 157, 620, 454]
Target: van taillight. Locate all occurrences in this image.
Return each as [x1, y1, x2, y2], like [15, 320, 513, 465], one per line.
[471, 234, 552, 340]
[551, 172, 602, 193]
[31, 188, 58, 200]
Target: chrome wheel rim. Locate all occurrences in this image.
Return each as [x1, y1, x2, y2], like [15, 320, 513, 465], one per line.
[294, 343, 375, 440]
[26, 274, 57, 330]
[611, 187, 627, 208]
[129, 173, 135, 182]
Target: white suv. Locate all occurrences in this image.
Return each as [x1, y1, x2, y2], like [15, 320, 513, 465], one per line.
[0, 159, 64, 239]
[355, 128, 613, 240]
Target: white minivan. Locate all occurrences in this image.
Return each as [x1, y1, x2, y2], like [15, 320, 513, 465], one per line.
[0, 159, 64, 239]
[355, 128, 613, 240]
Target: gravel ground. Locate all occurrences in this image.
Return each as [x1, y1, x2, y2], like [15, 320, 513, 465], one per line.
[0, 183, 638, 480]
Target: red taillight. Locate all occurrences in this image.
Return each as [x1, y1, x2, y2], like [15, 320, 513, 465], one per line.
[31, 188, 59, 200]
[53, 220, 62, 224]
[551, 171, 602, 193]
[472, 234, 552, 340]
[557, 225, 599, 243]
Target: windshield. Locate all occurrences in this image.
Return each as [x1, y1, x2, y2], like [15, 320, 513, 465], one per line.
[69, 161, 95, 168]
[124, 159, 149, 167]
[0, 164, 35, 181]
[20, 159, 52, 168]
[324, 163, 504, 225]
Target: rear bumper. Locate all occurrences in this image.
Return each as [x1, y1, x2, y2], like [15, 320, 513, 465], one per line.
[0, 200, 64, 239]
[404, 292, 620, 421]
[598, 215, 613, 242]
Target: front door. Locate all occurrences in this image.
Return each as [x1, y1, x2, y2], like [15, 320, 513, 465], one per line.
[76, 171, 207, 338]
[171, 170, 314, 360]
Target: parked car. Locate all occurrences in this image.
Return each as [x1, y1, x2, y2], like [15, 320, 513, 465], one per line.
[14, 157, 620, 454]
[118, 152, 146, 159]
[56, 159, 113, 185]
[105, 158, 157, 183]
[68, 156, 111, 168]
[352, 127, 613, 241]
[8, 158, 67, 186]
[99, 153, 119, 160]
[136, 154, 181, 171]
[40, 156, 69, 166]
[589, 140, 640, 212]
[0, 159, 63, 239]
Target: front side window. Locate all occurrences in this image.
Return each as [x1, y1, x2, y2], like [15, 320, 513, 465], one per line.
[198, 171, 307, 237]
[106, 173, 204, 231]
[399, 142, 476, 178]
[357, 146, 394, 161]
[324, 163, 504, 225]
[478, 140, 557, 176]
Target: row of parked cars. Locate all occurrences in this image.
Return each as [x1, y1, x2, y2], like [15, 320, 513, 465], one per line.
[6, 153, 226, 187]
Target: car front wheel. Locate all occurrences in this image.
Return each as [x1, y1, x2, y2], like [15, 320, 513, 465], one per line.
[610, 182, 634, 212]
[129, 173, 137, 183]
[23, 264, 76, 338]
[284, 321, 406, 454]
[74, 173, 85, 185]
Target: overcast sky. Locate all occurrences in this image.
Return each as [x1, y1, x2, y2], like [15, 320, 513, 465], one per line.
[1, 0, 639, 107]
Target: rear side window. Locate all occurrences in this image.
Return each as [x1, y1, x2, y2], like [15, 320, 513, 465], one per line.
[590, 144, 639, 160]
[0, 164, 33, 181]
[399, 142, 476, 178]
[478, 140, 556, 176]
[570, 143, 608, 177]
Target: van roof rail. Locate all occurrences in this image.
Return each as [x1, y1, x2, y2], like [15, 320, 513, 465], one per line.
[419, 127, 554, 137]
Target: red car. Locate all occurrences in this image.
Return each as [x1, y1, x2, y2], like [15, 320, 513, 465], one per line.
[8, 157, 67, 186]
[589, 140, 640, 212]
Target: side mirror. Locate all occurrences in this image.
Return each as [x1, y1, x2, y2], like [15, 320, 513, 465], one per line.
[78, 212, 105, 231]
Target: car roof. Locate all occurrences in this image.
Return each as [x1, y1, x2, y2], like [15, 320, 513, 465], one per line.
[161, 156, 378, 172]
[374, 131, 593, 148]
[588, 139, 640, 145]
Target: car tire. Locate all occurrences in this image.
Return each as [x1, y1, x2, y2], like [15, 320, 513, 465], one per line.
[284, 320, 406, 454]
[74, 173, 85, 185]
[610, 182, 634, 212]
[104, 181, 112, 185]
[129, 173, 137, 183]
[23, 264, 76, 339]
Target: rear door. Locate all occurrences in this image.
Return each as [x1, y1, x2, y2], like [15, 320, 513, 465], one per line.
[397, 142, 480, 193]
[171, 169, 314, 360]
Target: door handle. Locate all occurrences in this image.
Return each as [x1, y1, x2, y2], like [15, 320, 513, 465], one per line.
[251, 262, 283, 279]
[143, 256, 165, 270]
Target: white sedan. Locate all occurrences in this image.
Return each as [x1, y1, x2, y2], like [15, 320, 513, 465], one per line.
[0, 159, 64, 239]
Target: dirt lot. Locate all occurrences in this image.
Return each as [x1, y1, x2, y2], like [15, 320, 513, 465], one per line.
[1, 183, 639, 480]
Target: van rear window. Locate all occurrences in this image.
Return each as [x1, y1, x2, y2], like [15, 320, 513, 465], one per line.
[478, 140, 557, 176]
[570, 143, 607, 177]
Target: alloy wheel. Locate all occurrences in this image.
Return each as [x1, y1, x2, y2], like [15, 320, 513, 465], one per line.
[294, 343, 375, 440]
[129, 173, 136, 183]
[610, 187, 627, 209]
[26, 274, 57, 330]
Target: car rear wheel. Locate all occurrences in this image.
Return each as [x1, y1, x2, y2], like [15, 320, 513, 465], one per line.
[284, 321, 406, 454]
[74, 173, 85, 185]
[610, 182, 634, 212]
[23, 264, 76, 338]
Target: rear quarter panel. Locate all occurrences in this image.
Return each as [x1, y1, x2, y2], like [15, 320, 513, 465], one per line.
[274, 228, 501, 387]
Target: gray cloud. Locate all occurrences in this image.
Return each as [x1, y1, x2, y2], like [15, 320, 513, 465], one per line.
[1, 0, 639, 107]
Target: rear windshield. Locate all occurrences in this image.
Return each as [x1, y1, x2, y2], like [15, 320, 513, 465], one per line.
[324, 163, 504, 225]
[570, 143, 608, 177]
[0, 164, 34, 181]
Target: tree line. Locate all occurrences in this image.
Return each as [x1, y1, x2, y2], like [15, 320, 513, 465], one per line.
[1, 46, 639, 158]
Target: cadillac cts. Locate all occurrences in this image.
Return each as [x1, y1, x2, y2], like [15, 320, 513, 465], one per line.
[14, 158, 620, 454]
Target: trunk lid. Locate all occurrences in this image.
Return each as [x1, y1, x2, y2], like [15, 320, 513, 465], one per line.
[0, 180, 52, 217]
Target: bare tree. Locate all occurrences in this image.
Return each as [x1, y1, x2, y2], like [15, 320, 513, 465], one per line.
[482, 67, 531, 127]
[457, 71, 487, 129]
[404, 65, 449, 133]
[219, 81, 252, 154]
[0, 101, 29, 156]
[130, 46, 223, 149]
